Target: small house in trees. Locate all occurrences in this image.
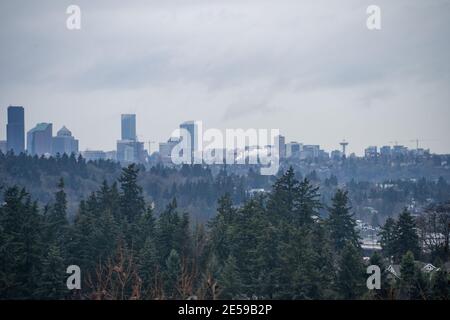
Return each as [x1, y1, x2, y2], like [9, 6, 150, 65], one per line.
[386, 262, 442, 282]
[422, 263, 438, 273]
[386, 264, 401, 280]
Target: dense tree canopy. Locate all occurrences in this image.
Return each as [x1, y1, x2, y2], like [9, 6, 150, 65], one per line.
[0, 164, 449, 300]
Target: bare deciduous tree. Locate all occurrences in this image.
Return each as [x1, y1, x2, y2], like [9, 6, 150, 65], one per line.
[417, 202, 450, 260]
[86, 242, 142, 300]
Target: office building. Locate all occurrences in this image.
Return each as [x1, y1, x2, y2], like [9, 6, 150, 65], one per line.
[302, 145, 320, 160]
[380, 146, 391, 158]
[392, 145, 408, 157]
[117, 114, 145, 164]
[105, 151, 117, 161]
[365, 146, 378, 159]
[82, 150, 106, 161]
[409, 148, 428, 157]
[318, 149, 329, 160]
[180, 121, 199, 163]
[117, 140, 145, 163]
[286, 141, 302, 158]
[27, 123, 52, 156]
[275, 135, 286, 159]
[52, 126, 79, 156]
[331, 150, 343, 160]
[121, 114, 136, 141]
[7, 106, 25, 154]
[159, 137, 181, 164]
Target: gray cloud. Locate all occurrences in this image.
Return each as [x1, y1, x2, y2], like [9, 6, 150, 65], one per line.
[0, 0, 449, 154]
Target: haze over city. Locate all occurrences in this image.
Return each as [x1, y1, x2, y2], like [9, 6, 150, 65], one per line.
[1, 0, 449, 155]
[1, 0, 450, 305]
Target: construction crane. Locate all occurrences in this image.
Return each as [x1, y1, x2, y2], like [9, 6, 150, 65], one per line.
[388, 138, 437, 150]
[409, 138, 438, 150]
[135, 135, 157, 154]
[388, 140, 400, 146]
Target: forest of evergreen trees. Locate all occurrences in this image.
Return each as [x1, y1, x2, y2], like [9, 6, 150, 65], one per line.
[0, 163, 448, 300]
[2, 151, 449, 224]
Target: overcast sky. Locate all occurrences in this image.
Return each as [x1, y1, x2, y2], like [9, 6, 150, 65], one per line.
[0, 0, 449, 155]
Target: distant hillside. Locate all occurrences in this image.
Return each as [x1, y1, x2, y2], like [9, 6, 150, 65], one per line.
[1, 152, 450, 223]
[0, 152, 250, 221]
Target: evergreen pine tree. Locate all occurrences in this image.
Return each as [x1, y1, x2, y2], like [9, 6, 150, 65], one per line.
[163, 249, 181, 299]
[336, 243, 366, 299]
[37, 244, 66, 299]
[327, 189, 360, 252]
[295, 178, 321, 227]
[108, 182, 122, 220]
[138, 237, 159, 297]
[226, 199, 265, 297]
[394, 209, 420, 261]
[208, 193, 236, 265]
[97, 180, 111, 211]
[379, 217, 396, 262]
[253, 219, 280, 299]
[68, 195, 98, 273]
[267, 167, 299, 221]
[119, 164, 145, 222]
[309, 223, 336, 299]
[175, 211, 191, 259]
[399, 251, 416, 299]
[47, 178, 69, 248]
[278, 226, 316, 299]
[430, 269, 449, 300]
[367, 251, 392, 299]
[42, 178, 69, 281]
[0, 187, 44, 299]
[219, 255, 242, 299]
[97, 206, 120, 261]
[133, 206, 156, 253]
[156, 199, 181, 265]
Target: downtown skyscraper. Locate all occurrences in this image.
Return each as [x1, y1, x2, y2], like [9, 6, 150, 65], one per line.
[180, 121, 199, 163]
[27, 123, 53, 156]
[6, 106, 25, 154]
[117, 114, 145, 164]
[121, 114, 136, 141]
[52, 126, 79, 156]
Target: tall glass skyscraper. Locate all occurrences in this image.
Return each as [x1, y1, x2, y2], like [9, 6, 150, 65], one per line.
[117, 114, 146, 164]
[6, 106, 25, 154]
[180, 121, 199, 163]
[27, 123, 53, 156]
[121, 114, 136, 141]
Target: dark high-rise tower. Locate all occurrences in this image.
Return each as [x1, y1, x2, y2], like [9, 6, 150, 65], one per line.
[180, 121, 199, 163]
[7, 106, 25, 154]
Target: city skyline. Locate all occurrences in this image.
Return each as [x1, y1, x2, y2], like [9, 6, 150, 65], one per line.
[1, 1, 449, 155]
[0, 107, 442, 159]
[0, 1, 449, 304]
